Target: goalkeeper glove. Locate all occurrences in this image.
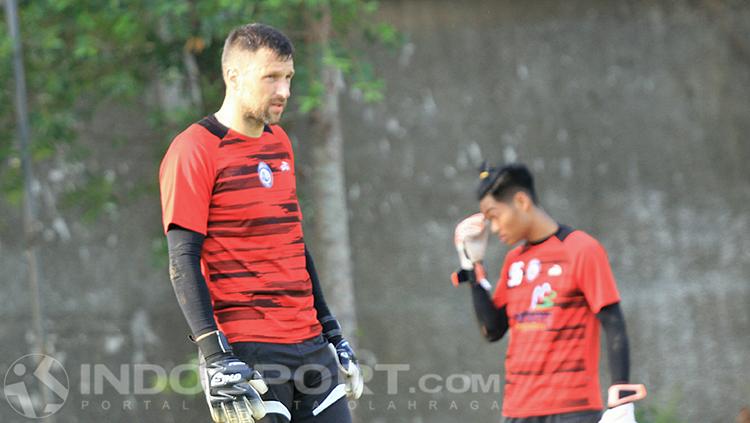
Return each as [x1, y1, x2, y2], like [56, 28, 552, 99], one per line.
[197, 330, 268, 423]
[320, 316, 363, 399]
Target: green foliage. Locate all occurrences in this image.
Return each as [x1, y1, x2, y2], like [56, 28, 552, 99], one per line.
[298, 81, 326, 114]
[59, 172, 117, 223]
[353, 62, 385, 102]
[1, 162, 23, 207]
[1, 0, 396, 235]
[368, 22, 401, 46]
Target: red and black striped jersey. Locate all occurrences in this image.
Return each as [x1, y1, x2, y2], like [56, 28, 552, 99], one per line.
[159, 115, 321, 344]
[492, 226, 621, 417]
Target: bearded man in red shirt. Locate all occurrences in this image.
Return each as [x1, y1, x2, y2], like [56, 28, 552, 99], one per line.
[160, 23, 361, 423]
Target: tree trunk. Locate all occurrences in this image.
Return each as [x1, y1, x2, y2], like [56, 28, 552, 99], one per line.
[182, 47, 204, 112]
[308, 6, 358, 342]
[5, 1, 54, 421]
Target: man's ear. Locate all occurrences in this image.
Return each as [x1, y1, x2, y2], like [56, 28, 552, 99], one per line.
[513, 191, 533, 212]
[225, 66, 239, 92]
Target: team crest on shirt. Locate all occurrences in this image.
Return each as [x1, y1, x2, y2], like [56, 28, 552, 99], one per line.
[280, 161, 290, 172]
[258, 161, 274, 188]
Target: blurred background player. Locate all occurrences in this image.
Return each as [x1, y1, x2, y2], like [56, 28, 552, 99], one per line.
[451, 163, 645, 423]
[159, 23, 362, 423]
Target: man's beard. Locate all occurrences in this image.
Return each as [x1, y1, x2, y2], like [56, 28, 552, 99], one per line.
[242, 102, 283, 125]
[243, 107, 270, 125]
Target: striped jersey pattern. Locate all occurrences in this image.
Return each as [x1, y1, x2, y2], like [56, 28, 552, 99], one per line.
[160, 115, 321, 344]
[492, 226, 621, 417]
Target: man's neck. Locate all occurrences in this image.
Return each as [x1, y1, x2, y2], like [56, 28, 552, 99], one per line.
[215, 101, 265, 138]
[526, 209, 559, 244]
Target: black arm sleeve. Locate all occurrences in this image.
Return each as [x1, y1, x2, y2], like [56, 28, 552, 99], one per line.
[471, 283, 509, 342]
[306, 247, 343, 345]
[166, 225, 218, 338]
[307, 246, 332, 319]
[597, 302, 630, 384]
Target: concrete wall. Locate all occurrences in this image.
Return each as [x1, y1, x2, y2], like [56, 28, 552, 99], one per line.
[1, 1, 749, 422]
[332, 1, 750, 422]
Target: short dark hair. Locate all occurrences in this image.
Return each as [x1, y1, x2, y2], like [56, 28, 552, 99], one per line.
[476, 162, 538, 204]
[221, 23, 294, 67]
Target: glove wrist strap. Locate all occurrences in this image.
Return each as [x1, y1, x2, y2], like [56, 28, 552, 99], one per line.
[607, 383, 647, 408]
[320, 315, 343, 346]
[195, 330, 233, 363]
[451, 263, 487, 287]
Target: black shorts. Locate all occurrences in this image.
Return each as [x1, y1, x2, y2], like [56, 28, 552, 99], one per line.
[503, 410, 603, 423]
[230, 335, 352, 423]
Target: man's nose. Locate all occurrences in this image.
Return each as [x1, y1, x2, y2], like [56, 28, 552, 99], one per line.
[276, 80, 291, 99]
[490, 220, 500, 234]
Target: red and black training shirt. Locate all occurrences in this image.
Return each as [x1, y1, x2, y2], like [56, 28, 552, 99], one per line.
[492, 226, 621, 417]
[159, 115, 321, 344]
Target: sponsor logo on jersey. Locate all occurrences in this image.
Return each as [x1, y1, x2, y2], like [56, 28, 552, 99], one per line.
[508, 261, 525, 287]
[526, 258, 541, 281]
[258, 161, 274, 188]
[548, 264, 563, 277]
[530, 282, 557, 311]
[513, 310, 551, 331]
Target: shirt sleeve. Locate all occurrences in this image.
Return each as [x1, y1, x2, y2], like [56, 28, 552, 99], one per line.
[574, 240, 621, 313]
[159, 130, 215, 235]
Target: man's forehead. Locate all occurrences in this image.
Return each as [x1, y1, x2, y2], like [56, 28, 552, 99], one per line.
[233, 47, 293, 68]
[480, 195, 505, 212]
[479, 196, 494, 209]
